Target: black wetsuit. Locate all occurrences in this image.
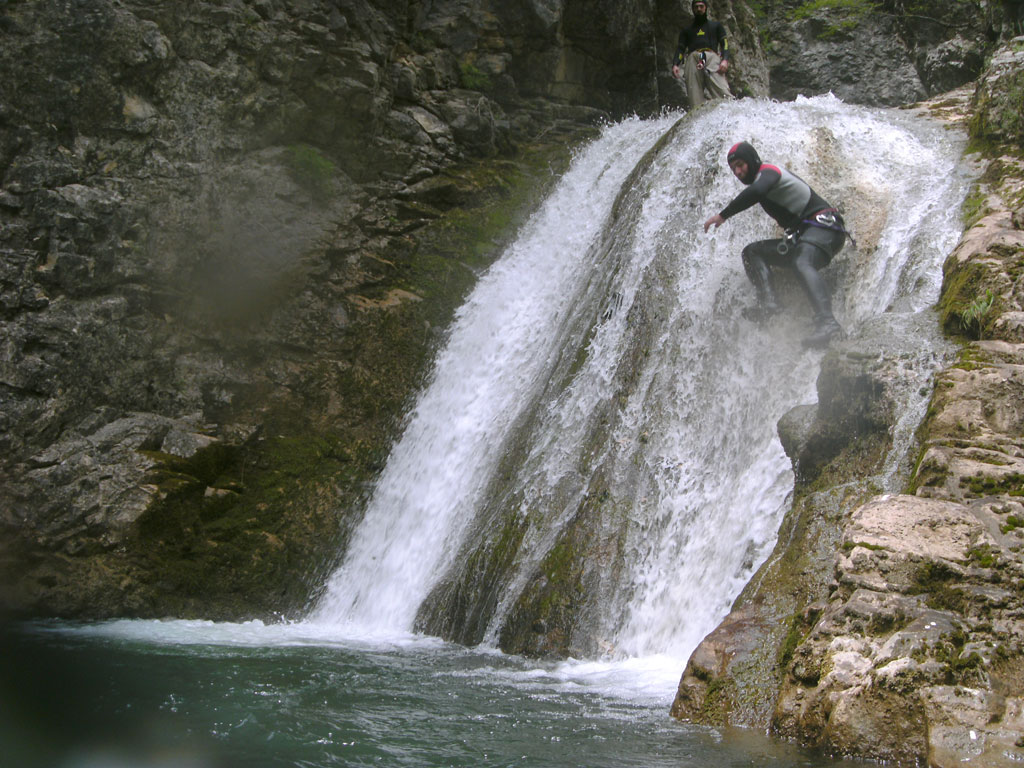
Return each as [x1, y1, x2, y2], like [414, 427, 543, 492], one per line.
[674, 20, 730, 67]
[719, 143, 846, 343]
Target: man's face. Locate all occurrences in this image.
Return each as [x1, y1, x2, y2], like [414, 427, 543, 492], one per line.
[729, 158, 748, 181]
[694, 2, 707, 15]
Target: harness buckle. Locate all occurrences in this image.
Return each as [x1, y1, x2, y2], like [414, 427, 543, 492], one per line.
[777, 229, 798, 255]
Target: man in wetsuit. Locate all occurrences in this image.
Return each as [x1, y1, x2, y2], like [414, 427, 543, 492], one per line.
[672, 0, 733, 109]
[703, 141, 847, 348]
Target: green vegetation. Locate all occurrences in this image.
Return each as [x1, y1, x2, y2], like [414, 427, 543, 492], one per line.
[937, 261, 999, 339]
[960, 289, 996, 336]
[969, 71, 1024, 146]
[969, 544, 998, 568]
[841, 540, 888, 552]
[960, 472, 1024, 498]
[1001, 514, 1023, 534]
[130, 433, 364, 619]
[910, 561, 970, 614]
[459, 61, 492, 91]
[285, 143, 337, 199]
[789, 0, 873, 38]
[789, 0, 873, 19]
[926, 629, 985, 684]
[961, 187, 989, 227]
[779, 613, 805, 668]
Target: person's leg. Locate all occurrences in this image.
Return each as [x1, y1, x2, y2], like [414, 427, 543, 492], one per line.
[703, 52, 733, 99]
[741, 239, 783, 321]
[684, 51, 706, 108]
[791, 227, 845, 346]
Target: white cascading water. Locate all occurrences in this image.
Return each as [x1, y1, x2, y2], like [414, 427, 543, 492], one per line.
[308, 114, 682, 632]
[309, 95, 972, 670]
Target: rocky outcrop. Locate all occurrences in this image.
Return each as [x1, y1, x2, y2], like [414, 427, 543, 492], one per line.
[672, 41, 1024, 766]
[762, 0, 1002, 106]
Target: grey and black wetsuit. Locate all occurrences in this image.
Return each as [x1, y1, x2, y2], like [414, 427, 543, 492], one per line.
[720, 141, 846, 341]
[719, 163, 832, 232]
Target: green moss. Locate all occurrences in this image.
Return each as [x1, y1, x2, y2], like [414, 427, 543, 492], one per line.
[969, 70, 1024, 146]
[459, 61, 492, 91]
[841, 540, 888, 552]
[285, 143, 337, 200]
[1001, 514, 1024, 534]
[960, 472, 1024, 498]
[927, 586, 971, 614]
[969, 545, 998, 568]
[971, 453, 1010, 466]
[779, 613, 805, 668]
[129, 433, 363, 618]
[911, 560, 956, 592]
[789, 0, 872, 20]
[700, 675, 736, 721]
[867, 608, 909, 636]
[908, 453, 949, 494]
[937, 260, 999, 339]
[910, 562, 970, 614]
[788, 0, 871, 38]
[961, 186, 990, 228]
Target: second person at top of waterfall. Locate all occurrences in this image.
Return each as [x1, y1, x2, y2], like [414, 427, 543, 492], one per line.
[672, 0, 733, 110]
[703, 141, 852, 349]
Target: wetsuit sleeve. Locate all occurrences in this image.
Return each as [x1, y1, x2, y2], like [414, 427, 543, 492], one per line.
[714, 22, 730, 60]
[675, 28, 691, 66]
[719, 167, 780, 220]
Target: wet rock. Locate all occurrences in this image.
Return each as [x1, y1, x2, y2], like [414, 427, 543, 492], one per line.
[922, 36, 986, 94]
[764, 0, 991, 106]
[970, 36, 1024, 146]
[780, 310, 954, 482]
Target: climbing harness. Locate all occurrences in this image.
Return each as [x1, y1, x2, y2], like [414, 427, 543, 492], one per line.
[802, 207, 858, 249]
[776, 208, 857, 256]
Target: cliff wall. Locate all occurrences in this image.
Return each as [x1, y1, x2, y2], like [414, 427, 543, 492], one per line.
[2, 0, 713, 619]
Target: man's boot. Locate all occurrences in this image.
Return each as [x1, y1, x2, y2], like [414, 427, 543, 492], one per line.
[802, 314, 843, 348]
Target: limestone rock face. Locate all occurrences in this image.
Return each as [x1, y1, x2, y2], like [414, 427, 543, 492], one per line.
[969, 37, 1024, 147]
[763, 0, 993, 106]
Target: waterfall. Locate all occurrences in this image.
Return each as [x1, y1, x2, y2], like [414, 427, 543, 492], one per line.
[309, 114, 682, 633]
[309, 96, 971, 665]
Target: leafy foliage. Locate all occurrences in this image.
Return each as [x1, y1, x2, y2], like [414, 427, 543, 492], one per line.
[959, 288, 995, 336]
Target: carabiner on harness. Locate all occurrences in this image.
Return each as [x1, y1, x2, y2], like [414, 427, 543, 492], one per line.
[776, 229, 798, 255]
[803, 208, 858, 249]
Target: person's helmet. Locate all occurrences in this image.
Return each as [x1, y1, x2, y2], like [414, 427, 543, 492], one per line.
[726, 141, 761, 184]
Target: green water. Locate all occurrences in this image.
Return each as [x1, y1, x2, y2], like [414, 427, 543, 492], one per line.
[1, 621, 868, 768]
